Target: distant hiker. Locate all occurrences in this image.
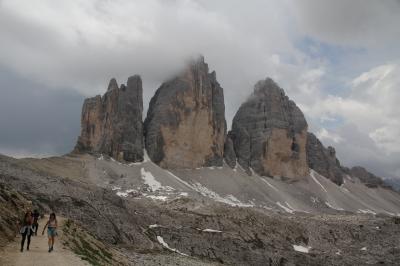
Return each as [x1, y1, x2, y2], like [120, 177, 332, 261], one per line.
[19, 210, 34, 252]
[42, 213, 58, 252]
[32, 209, 40, 236]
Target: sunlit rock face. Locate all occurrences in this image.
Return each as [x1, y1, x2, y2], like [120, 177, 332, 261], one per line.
[144, 56, 226, 169]
[227, 78, 309, 178]
[74, 76, 144, 162]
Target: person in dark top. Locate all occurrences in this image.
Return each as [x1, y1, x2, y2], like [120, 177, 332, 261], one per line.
[19, 210, 33, 252]
[32, 209, 40, 236]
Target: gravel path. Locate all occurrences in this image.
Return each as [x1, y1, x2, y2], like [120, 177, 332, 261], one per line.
[0, 217, 89, 266]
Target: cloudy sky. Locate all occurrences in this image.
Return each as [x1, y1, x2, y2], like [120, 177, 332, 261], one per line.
[1, 0, 399, 179]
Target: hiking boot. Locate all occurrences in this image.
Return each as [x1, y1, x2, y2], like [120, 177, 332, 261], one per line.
[48, 247, 51, 252]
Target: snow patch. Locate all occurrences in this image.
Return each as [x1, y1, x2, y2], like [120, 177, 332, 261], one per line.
[192, 182, 254, 207]
[166, 171, 193, 189]
[293, 245, 311, 253]
[325, 201, 345, 211]
[149, 224, 160, 228]
[111, 186, 121, 191]
[261, 178, 279, 192]
[110, 157, 123, 165]
[141, 168, 162, 191]
[276, 202, 294, 214]
[202, 229, 222, 233]
[341, 187, 350, 193]
[360, 247, 367, 251]
[311, 197, 320, 204]
[116, 189, 137, 197]
[146, 195, 168, 201]
[357, 209, 376, 215]
[166, 171, 253, 207]
[156, 236, 188, 256]
[310, 170, 328, 193]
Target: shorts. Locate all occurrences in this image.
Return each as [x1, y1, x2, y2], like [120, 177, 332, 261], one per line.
[47, 227, 57, 237]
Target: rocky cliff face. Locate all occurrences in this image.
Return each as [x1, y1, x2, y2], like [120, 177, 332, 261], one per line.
[227, 78, 309, 178]
[144, 56, 226, 169]
[347, 166, 385, 188]
[306, 133, 344, 185]
[75, 76, 144, 162]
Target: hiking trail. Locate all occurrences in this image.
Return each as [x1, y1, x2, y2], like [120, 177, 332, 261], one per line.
[0, 216, 89, 266]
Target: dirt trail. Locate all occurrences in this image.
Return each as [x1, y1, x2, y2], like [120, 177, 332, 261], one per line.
[0, 217, 89, 266]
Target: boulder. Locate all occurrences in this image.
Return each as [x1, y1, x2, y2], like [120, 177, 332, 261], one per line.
[144, 56, 226, 169]
[306, 132, 344, 185]
[227, 78, 309, 178]
[74, 76, 144, 162]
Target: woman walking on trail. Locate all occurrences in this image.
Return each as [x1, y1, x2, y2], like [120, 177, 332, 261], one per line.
[19, 210, 34, 252]
[42, 213, 58, 252]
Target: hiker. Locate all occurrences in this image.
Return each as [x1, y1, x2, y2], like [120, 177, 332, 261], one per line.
[19, 210, 34, 252]
[42, 213, 58, 252]
[32, 209, 40, 236]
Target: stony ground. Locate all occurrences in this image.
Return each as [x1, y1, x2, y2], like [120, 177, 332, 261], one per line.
[1, 154, 400, 265]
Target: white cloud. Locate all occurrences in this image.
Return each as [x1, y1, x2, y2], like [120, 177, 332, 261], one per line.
[304, 63, 400, 178]
[317, 128, 343, 144]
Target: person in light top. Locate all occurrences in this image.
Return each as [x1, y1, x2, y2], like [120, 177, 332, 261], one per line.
[42, 213, 58, 252]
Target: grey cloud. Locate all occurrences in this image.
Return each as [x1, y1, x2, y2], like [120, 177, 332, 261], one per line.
[290, 0, 400, 48]
[0, 67, 82, 157]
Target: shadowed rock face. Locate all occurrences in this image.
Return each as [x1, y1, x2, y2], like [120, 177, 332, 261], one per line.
[144, 56, 226, 169]
[74, 76, 143, 162]
[306, 133, 344, 185]
[348, 166, 385, 188]
[227, 78, 309, 178]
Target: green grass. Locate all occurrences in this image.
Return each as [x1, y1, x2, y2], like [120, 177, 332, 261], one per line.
[63, 220, 113, 266]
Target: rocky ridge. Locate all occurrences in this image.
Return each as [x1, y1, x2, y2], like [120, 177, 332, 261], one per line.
[306, 132, 345, 185]
[70, 56, 389, 187]
[346, 166, 387, 188]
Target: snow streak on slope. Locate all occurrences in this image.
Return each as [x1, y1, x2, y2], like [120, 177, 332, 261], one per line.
[90, 154, 400, 215]
[166, 170, 254, 207]
[325, 201, 345, 211]
[276, 202, 294, 213]
[156, 236, 188, 256]
[310, 170, 328, 192]
[141, 167, 162, 191]
[293, 245, 311, 253]
[191, 182, 254, 207]
[261, 178, 279, 192]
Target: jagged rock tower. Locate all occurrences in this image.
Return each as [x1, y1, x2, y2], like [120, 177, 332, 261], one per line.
[74, 76, 144, 162]
[306, 132, 344, 185]
[225, 78, 309, 178]
[144, 56, 226, 169]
